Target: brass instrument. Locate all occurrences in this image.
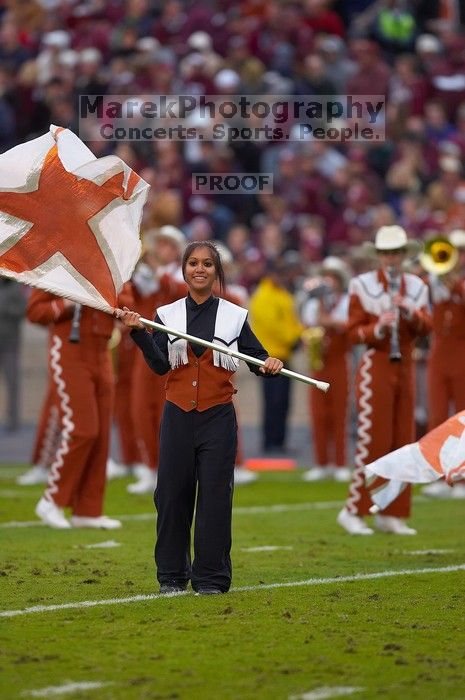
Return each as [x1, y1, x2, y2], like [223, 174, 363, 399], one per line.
[419, 237, 458, 276]
[301, 278, 338, 371]
[302, 326, 325, 371]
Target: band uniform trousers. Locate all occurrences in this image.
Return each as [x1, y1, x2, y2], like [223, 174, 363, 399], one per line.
[347, 351, 413, 517]
[155, 401, 237, 592]
[428, 337, 465, 430]
[27, 288, 132, 516]
[113, 326, 140, 466]
[309, 353, 349, 467]
[45, 335, 114, 516]
[426, 285, 465, 431]
[31, 382, 61, 469]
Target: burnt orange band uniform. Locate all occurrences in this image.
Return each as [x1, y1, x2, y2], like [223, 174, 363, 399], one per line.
[427, 275, 465, 430]
[27, 286, 132, 516]
[345, 268, 432, 517]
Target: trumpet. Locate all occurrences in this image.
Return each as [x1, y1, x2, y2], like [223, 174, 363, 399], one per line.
[419, 237, 458, 276]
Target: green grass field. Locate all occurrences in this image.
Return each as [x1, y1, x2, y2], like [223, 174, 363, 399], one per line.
[1, 467, 465, 700]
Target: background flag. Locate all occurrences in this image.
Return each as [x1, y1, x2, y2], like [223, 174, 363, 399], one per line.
[366, 410, 465, 510]
[0, 125, 149, 312]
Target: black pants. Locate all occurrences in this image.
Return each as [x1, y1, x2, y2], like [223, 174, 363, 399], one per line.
[262, 367, 291, 451]
[154, 401, 237, 592]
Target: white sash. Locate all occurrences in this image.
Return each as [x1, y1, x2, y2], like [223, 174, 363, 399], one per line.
[157, 297, 248, 371]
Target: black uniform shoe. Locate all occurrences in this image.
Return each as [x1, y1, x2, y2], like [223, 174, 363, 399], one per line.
[196, 587, 223, 595]
[159, 584, 187, 594]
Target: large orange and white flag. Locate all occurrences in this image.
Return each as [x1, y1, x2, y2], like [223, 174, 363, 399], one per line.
[366, 410, 465, 511]
[0, 125, 149, 312]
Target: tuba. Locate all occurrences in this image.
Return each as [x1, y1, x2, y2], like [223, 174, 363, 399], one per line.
[419, 237, 458, 276]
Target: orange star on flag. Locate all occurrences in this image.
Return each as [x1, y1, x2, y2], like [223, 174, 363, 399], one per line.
[0, 125, 149, 312]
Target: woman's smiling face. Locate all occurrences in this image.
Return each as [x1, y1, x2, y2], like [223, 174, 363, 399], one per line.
[184, 246, 218, 295]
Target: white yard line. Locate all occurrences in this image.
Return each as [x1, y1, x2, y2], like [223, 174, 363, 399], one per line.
[22, 681, 113, 697]
[0, 496, 432, 529]
[0, 490, 38, 498]
[0, 468, 25, 480]
[403, 549, 455, 555]
[2, 564, 464, 619]
[81, 541, 121, 549]
[289, 687, 363, 700]
[233, 501, 343, 514]
[0, 519, 43, 528]
[0, 500, 345, 529]
[241, 546, 294, 552]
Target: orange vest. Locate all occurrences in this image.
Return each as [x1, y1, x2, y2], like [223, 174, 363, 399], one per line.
[165, 347, 236, 412]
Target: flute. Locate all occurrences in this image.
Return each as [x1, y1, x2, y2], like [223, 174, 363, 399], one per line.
[69, 303, 82, 344]
[386, 266, 401, 362]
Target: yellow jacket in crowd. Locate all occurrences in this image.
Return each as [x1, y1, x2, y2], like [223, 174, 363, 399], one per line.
[249, 278, 304, 361]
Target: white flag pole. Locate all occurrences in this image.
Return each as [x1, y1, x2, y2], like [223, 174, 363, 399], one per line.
[139, 317, 330, 393]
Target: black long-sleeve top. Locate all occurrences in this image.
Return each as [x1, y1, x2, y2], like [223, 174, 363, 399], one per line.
[130, 294, 269, 376]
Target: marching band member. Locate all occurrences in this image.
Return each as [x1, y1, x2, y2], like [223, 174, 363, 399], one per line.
[29, 284, 132, 529]
[422, 229, 465, 499]
[126, 226, 187, 494]
[117, 241, 283, 595]
[301, 257, 351, 482]
[337, 226, 432, 535]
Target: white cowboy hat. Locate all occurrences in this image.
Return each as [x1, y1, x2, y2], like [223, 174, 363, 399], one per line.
[362, 225, 422, 256]
[319, 256, 351, 289]
[156, 225, 186, 249]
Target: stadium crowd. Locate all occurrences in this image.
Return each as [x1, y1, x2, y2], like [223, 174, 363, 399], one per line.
[1, 0, 465, 270]
[1, 0, 465, 535]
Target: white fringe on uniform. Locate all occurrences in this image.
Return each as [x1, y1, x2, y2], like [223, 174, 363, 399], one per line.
[157, 297, 248, 372]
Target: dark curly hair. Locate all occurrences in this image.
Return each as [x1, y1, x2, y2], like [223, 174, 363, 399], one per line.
[181, 240, 225, 293]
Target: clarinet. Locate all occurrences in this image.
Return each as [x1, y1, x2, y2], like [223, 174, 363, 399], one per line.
[386, 266, 401, 362]
[69, 303, 82, 344]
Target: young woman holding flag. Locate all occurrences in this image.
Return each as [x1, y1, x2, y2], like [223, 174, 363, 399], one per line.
[117, 241, 283, 595]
